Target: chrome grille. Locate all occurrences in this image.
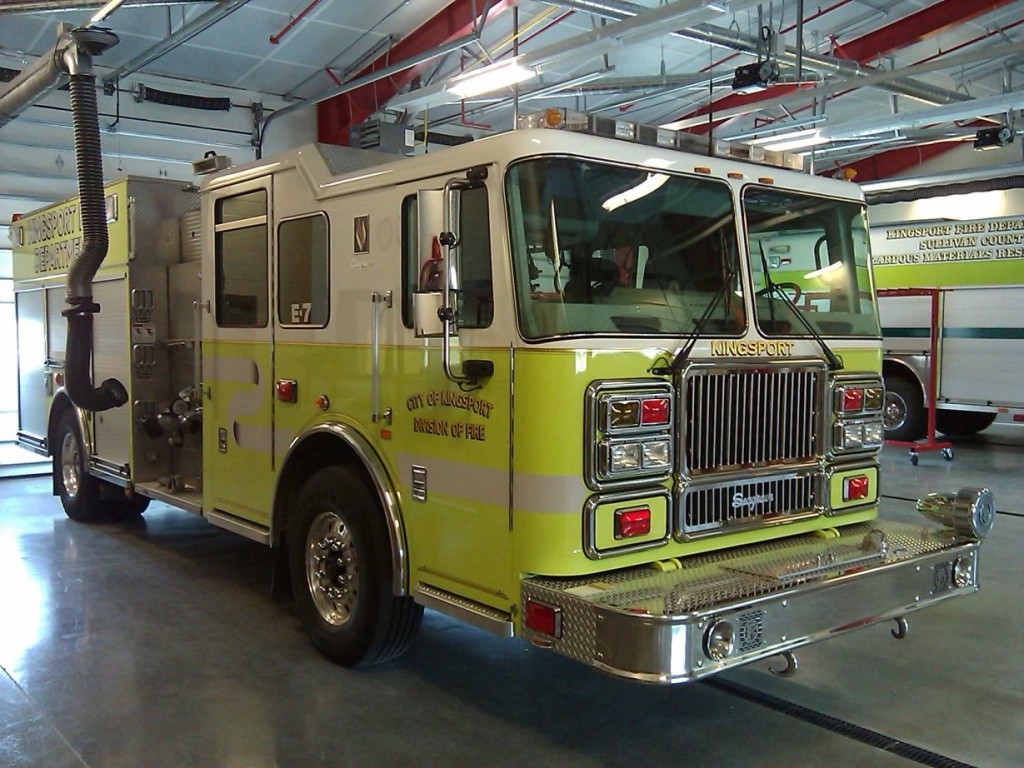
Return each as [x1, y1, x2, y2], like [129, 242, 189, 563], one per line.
[679, 473, 819, 537]
[685, 367, 822, 476]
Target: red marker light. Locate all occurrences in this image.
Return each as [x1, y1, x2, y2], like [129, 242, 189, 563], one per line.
[276, 379, 297, 403]
[615, 507, 652, 539]
[844, 475, 870, 502]
[641, 398, 670, 425]
[842, 388, 864, 412]
[524, 600, 561, 637]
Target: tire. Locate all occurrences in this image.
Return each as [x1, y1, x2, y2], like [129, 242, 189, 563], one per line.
[54, 409, 150, 522]
[289, 465, 422, 667]
[54, 409, 105, 522]
[936, 410, 997, 436]
[116, 495, 151, 517]
[883, 375, 926, 442]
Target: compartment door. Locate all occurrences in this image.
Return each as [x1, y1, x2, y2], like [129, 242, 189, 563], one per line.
[202, 179, 275, 527]
[389, 177, 514, 611]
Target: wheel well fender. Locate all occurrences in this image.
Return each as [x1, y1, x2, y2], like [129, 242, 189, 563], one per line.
[882, 358, 925, 404]
[272, 424, 408, 596]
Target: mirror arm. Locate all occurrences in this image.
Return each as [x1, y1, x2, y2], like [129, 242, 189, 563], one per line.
[440, 177, 483, 386]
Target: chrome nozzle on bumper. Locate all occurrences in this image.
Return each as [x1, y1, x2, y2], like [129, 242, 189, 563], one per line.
[917, 487, 996, 539]
[521, 521, 980, 684]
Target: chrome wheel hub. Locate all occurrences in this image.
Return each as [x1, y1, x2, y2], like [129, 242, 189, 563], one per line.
[305, 510, 359, 626]
[884, 391, 907, 431]
[61, 431, 81, 500]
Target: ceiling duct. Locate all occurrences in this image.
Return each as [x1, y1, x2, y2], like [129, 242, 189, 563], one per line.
[865, 174, 1024, 205]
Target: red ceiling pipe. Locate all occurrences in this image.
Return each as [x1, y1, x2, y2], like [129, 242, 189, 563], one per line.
[317, 0, 515, 145]
[832, 0, 1018, 64]
[270, 0, 324, 45]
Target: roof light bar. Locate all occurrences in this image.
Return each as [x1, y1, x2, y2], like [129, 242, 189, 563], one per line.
[519, 108, 804, 172]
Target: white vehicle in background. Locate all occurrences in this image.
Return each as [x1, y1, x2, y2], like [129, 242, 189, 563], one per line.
[864, 168, 1024, 441]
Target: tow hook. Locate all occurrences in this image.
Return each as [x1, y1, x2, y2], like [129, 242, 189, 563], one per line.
[891, 616, 909, 639]
[769, 650, 798, 677]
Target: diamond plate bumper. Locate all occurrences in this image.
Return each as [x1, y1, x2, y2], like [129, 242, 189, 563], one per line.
[520, 521, 980, 683]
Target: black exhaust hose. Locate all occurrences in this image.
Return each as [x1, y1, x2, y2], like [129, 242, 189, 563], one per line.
[62, 70, 127, 412]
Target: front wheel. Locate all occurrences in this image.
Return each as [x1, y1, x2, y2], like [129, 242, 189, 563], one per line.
[289, 466, 422, 667]
[883, 376, 925, 442]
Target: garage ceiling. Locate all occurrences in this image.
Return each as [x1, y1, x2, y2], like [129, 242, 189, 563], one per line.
[1, 0, 1023, 179]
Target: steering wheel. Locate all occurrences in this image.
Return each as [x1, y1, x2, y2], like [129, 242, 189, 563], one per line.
[757, 282, 802, 303]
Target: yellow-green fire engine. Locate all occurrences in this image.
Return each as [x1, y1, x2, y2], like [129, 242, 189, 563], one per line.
[12, 108, 993, 682]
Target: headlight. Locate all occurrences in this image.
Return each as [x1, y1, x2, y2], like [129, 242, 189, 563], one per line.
[642, 439, 671, 469]
[610, 442, 642, 472]
[835, 419, 884, 452]
[862, 420, 884, 447]
[841, 422, 864, 450]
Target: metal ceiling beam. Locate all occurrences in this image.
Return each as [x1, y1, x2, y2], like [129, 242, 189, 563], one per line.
[317, 0, 517, 145]
[101, 0, 253, 86]
[542, 0, 968, 118]
[0, 0, 209, 12]
[383, 0, 762, 116]
[674, 23, 966, 107]
[671, 39, 1024, 133]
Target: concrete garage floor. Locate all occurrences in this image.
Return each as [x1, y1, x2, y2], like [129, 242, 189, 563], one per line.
[1, 428, 1021, 767]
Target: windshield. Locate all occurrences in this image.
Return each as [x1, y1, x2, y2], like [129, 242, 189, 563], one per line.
[743, 187, 880, 337]
[506, 157, 743, 339]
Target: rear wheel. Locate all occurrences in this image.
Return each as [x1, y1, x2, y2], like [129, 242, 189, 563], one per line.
[289, 465, 421, 667]
[936, 410, 997, 436]
[883, 375, 925, 442]
[53, 409, 150, 522]
[54, 410, 105, 522]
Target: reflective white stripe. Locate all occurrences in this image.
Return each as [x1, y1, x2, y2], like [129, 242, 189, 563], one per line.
[513, 472, 587, 515]
[394, 452, 585, 514]
[396, 452, 509, 508]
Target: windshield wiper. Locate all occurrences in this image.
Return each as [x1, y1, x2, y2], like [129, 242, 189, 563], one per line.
[757, 241, 843, 371]
[651, 267, 737, 376]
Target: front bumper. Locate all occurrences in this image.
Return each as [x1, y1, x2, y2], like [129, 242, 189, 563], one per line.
[521, 520, 980, 683]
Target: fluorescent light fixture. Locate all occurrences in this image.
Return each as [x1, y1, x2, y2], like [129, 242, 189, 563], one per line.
[725, 116, 826, 143]
[762, 129, 829, 152]
[447, 62, 538, 99]
[803, 261, 844, 281]
[602, 173, 669, 211]
[90, 0, 127, 24]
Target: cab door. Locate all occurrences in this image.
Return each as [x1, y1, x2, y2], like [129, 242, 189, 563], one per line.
[386, 172, 514, 612]
[201, 178, 276, 528]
